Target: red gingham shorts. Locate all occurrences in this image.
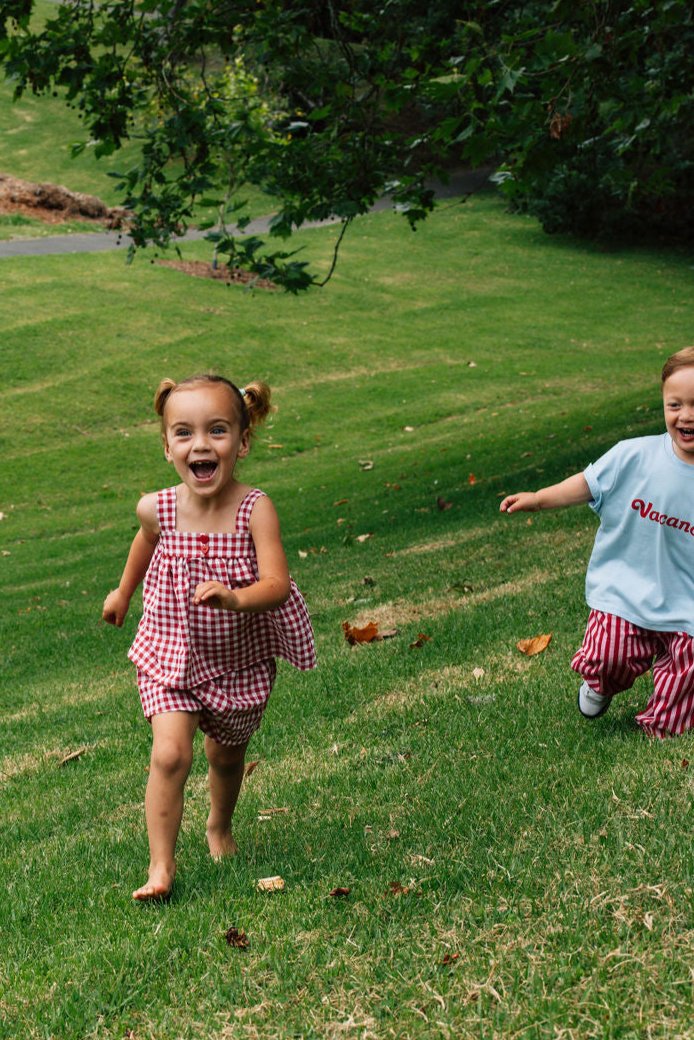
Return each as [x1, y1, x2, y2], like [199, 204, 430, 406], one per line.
[137, 659, 276, 746]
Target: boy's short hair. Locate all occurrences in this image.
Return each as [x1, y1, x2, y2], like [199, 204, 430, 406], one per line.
[662, 347, 694, 383]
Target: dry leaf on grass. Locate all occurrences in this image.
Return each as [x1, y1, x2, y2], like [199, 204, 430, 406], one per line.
[436, 497, 453, 511]
[244, 760, 260, 778]
[343, 620, 379, 644]
[409, 633, 431, 649]
[329, 887, 351, 898]
[385, 881, 411, 896]
[225, 927, 250, 949]
[441, 953, 460, 966]
[467, 474, 477, 486]
[333, 498, 349, 506]
[516, 633, 552, 656]
[257, 876, 285, 893]
[681, 759, 689, 769]
[358, 459, 374, 471]
[355, 533, 373, 543]
[258, 807, 290, 817]
[342, 620, 398, 645]
[472, 667, 485, 681]
[387, 829, 400, 841]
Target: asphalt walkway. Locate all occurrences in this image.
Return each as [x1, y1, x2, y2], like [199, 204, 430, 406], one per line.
[0, 168, 492, 259]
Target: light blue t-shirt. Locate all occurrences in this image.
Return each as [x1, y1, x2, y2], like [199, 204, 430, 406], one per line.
[584, 433, 694, 636]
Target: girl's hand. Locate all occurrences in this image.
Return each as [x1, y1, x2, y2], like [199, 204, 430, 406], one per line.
[193, 581, 240, 611]
[500, 492, 541, 514]
[102, 588, 131, 627]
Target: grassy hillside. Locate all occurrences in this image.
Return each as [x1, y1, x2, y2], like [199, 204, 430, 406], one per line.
[1, 195, 693, 1039]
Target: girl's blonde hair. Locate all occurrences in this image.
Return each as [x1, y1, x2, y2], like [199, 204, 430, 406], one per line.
[153, 374, 273, 433]
[662, 347, 694, 383]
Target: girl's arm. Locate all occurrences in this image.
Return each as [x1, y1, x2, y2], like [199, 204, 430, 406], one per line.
[193, 496, 291, 612]
[102, 494, 160, 627]
[500, 473, 592, 514]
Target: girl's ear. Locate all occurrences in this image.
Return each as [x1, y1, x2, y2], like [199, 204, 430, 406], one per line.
[238, 429, 251, 459]
[162, 433, 173, 463]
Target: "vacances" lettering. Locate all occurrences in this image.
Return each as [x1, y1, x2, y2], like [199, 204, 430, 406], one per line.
[631, 498, 694, 535]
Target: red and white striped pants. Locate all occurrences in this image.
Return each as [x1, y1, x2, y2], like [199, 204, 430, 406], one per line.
[571, 609, 694, 739]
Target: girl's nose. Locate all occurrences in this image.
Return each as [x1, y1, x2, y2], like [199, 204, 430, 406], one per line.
[192, 431, 210, 451]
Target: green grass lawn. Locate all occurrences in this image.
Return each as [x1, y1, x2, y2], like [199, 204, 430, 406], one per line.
[1, 194, 693, 1039]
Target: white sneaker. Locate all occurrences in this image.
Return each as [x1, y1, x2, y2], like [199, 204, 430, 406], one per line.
[577, 681, 611, 718]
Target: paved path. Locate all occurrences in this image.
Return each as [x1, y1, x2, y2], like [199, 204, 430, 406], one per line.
[0, 168, 492, 259]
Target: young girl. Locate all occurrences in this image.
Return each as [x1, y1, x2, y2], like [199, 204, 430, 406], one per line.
[103, 374, 316, 900]
[500, 347, 694, 739]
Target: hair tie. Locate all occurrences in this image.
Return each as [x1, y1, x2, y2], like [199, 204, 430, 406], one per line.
[238, 387, 246, 396]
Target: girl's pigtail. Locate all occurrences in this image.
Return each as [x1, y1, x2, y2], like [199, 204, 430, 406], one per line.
[154, 378, 177, 418]
[242, 380, 273, 431]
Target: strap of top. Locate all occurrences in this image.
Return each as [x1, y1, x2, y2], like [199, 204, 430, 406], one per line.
[235, 488, 265, 533]
[156, 487, 178, 532]
[155, 485, 263, 533]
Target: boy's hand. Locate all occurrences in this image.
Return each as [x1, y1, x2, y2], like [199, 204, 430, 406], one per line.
[102, 588, 130, 627]
[193, 581, 240, 611]
[499, 492, 541, 514]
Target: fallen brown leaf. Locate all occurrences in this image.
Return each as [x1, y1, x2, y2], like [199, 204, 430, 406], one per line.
[257, 876, 285, 892]
[358, 459, 374, 471]
[516, 633, 552, 656]
[355, 533, 373, 543]
[436, 496, 453, 511]
[387, 830, 400, 841]
[682, 759, 689, 769]
[333, 498, 349, 506]
[225, 926, 250, 948]
[441, 953, 460, 966]
[386, 881, 411, 896]
[343, 620, 380, 644]
[244, 760, 260, 778]
[467, 474, 477, 485]
[409, 633, 431, 649]
[258, 807, 290, 816]
[329, 887, 351, 898]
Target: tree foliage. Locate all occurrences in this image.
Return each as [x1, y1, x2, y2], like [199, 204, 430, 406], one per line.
[0, 1, 691, 289]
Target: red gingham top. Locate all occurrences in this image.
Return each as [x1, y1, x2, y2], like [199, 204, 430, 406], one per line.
[128, 487, 316, 687]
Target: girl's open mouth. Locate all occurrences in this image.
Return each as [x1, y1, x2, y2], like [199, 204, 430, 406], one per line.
[677, 427, 694, 441]
[190, 461, 218, 480]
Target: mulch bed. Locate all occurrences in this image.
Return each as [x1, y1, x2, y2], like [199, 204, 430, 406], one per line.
[155, 258, 277, 289]
[0, 173, 128, 227]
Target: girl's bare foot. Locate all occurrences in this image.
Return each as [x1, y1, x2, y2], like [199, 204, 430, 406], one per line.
[132, 863, 176, 902]
[206, 825, 239, 860]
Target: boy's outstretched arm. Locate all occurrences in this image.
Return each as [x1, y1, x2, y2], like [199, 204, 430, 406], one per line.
[500, 473, 592, 514]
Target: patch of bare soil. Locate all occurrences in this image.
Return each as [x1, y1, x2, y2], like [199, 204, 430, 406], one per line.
[156, 258, 277, 290]
[0, 173, 129, 227]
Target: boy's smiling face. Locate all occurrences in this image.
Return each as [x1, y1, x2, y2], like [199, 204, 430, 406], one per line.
[663, 366, 694, 464]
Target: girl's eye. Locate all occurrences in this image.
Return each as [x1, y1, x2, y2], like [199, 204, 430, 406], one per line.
[211, 426, 227, 435]
[175, 428, 191, 437]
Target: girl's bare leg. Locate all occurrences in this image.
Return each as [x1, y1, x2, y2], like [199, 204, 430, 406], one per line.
[204, 736, 248, 858]
[133, 711, 200, 901]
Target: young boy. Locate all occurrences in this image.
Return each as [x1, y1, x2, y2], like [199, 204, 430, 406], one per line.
[500, 347, 694, 738]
